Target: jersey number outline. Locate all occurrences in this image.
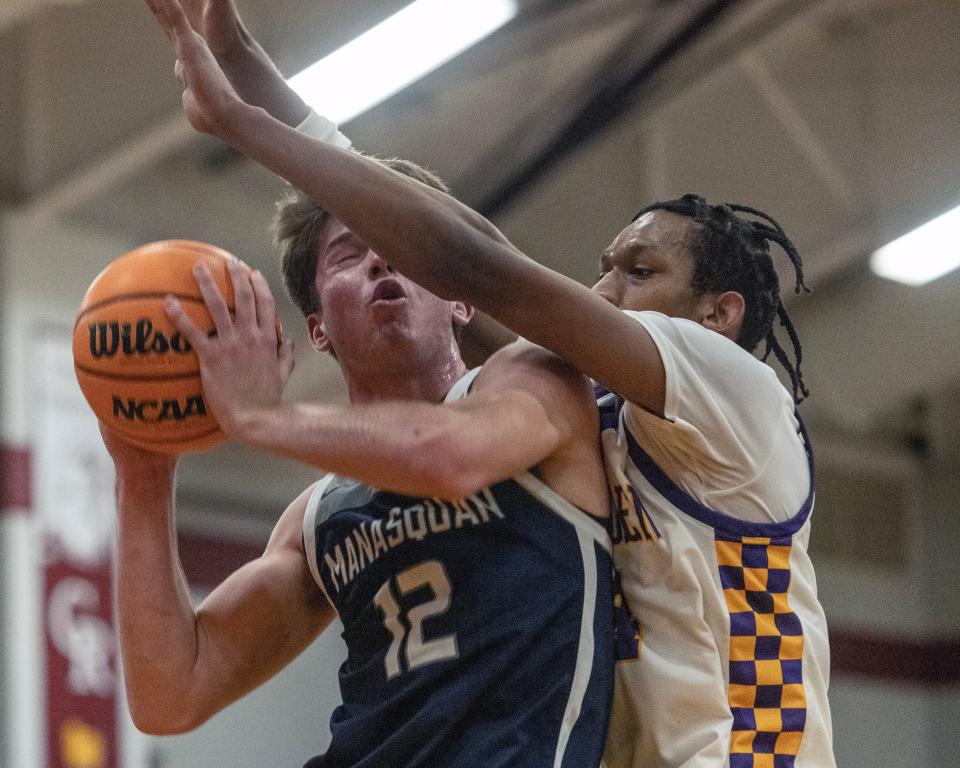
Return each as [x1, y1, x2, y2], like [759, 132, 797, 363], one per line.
[373, 560, 459, 679]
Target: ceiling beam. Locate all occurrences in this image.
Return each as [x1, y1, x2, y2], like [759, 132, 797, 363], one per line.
[0, 0, 91, 33]
[476, 0, 748, 217]
[17, 113, 195, 228]
[738, 49, 858, 214]
[0, 0, 42, 33]
[471, 0, 835, 218]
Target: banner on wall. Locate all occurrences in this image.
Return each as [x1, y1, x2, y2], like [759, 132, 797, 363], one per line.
[35, 330, 118, 768]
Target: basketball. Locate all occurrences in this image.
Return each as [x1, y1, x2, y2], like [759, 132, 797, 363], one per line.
[73, 240, 248, 454]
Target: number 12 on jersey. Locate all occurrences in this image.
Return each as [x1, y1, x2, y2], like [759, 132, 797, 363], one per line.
[373, 560, 459, 679]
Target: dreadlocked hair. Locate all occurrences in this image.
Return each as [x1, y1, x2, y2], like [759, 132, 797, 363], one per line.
[634, 193, 811, 403]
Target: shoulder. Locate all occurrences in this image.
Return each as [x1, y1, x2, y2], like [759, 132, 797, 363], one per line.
[266, 478, 328, 554]
[622, 310, 758, 369]
[471, 341, 596, 417]
[462, 341, 598, 449]
[622, 311, 786, 419]
[619, 312, 798, 485]
[475, 340, 591, 392]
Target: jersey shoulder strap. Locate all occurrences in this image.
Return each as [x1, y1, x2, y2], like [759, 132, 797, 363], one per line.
[444, 367, 482, 403]
[302, 473, 337, 588]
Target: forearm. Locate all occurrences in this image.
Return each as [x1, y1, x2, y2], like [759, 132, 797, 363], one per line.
[113, 463, 204, 733]
[223, 105, 525, 307]
[212, 22, 310, 127]
[172, 0, 311, 127]
[234, 401, 472, 497]
[162, 4, 666, 413]
[232, 396, 553, 499]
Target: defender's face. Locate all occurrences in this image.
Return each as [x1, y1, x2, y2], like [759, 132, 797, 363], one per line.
[592, 210, 702, 319]
[310, 218, 461, 360]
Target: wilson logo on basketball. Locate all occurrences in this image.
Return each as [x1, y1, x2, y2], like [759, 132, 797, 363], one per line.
[112, 396, 207, 423]
[88, 319, 192, 358]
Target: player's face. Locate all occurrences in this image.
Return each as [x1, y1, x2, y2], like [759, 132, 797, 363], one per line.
[592, 210, 703, 319]
[310, 218, 466, 362]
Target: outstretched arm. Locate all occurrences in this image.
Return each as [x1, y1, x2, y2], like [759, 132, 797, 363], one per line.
[148, 0, 666, 413]
[107, 431, 333, 734]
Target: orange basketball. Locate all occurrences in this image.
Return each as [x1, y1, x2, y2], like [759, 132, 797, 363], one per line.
[73, 240, 251, 454]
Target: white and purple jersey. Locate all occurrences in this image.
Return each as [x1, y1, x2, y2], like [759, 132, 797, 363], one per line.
[599, 312, 836, 768]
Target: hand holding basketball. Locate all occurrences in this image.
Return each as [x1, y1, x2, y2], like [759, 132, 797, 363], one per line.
[165, 259, 295, 438]
[74, 240, 268, 454]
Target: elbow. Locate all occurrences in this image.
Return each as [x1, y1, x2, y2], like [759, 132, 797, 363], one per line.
[127, 694, 208, 736]
[129, 711, 182, 737]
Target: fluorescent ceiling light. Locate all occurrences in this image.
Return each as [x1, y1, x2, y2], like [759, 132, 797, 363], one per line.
[870, 202, 960, 286]
[288, 0, 517, 125]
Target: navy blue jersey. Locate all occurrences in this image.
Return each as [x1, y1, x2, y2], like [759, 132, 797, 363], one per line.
[301, 420, 613, 767]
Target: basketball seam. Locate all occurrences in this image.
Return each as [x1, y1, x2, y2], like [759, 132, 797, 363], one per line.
[74, 363, 200, 381]
[118, 424, 222, 445]
[74, 294, 235, 329]
[152, 240, 233, 261]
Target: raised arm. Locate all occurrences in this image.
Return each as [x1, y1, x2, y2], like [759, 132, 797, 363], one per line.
[149, 0, 665, 412]
[107, 431, 333, 734]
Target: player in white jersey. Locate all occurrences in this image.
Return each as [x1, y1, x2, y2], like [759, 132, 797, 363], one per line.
[595, 299, 833, 768]
[153, 2, 836, 765]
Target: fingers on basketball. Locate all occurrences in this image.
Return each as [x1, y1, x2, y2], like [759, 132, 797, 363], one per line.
[73, 240, 278, 454]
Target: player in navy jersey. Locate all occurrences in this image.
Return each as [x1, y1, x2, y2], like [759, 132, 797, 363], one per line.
[111, 8, 614, 767]
[299, 419, 613, 768]
[106, 178, 615, 764]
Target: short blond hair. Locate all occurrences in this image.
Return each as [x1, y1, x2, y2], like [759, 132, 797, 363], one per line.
[273, 155, 450, 317]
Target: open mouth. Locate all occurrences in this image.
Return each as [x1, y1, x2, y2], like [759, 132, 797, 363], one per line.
[371, 279, 407, 304]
